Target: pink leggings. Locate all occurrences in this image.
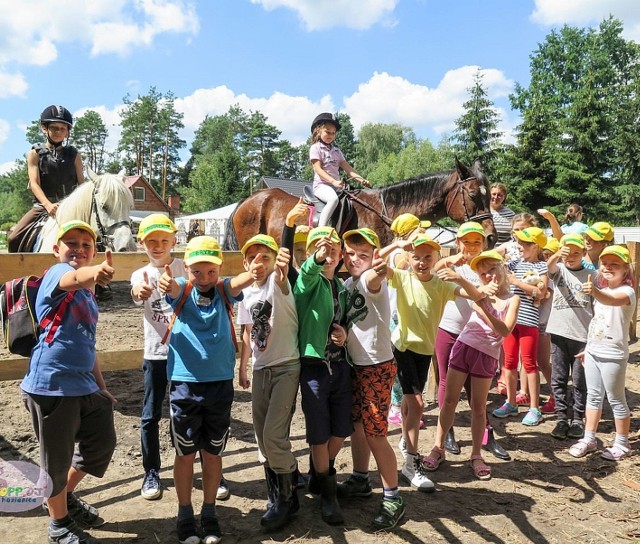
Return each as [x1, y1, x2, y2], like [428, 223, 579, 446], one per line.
[435, 328, 460, 407]
[503, 324, 539, 373]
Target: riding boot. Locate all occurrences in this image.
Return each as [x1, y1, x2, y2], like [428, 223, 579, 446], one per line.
[318, 468, 344, 525]
[444, 428, 460, 455]
[261, 471, 297, 531]
[483, 427, 511, 461]
[307, 452, 320, 495]
[263, 465, 278, 510]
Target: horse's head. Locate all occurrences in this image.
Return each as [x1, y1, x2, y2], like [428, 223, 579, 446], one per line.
[87, 168, 137, 252]
[449, 159, 497, 248]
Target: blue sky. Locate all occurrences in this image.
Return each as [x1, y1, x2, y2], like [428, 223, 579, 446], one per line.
[0, 0, 637, 174]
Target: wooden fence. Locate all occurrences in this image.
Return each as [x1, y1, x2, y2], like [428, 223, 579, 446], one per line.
[1, 243, 639, 381]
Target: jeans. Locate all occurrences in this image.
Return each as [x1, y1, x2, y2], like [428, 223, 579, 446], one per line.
[141, 358, 168, 472]
[550, 335, 586, 421]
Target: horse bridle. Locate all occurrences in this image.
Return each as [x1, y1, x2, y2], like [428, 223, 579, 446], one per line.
[445, 176, 493, 224]
[90, 186, 131, 251]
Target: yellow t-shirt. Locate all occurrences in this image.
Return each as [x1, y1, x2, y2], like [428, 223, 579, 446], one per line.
[389, 269, 457, 355]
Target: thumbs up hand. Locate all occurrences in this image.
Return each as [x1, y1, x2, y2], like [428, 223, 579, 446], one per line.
[158, 263, 176, 294]
[583, 274, 594, 295]
[135, 270, 154, 300]
[95, 249, 115, 287]
[249, 252, 267, 283]
[371, 248, 387, 277]
[436, 262, 460, 282]
[275, 248, 290, 284]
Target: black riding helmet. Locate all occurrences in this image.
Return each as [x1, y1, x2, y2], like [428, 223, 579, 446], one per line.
[40, 105, 73, 127]
[311, 112, 341, 134]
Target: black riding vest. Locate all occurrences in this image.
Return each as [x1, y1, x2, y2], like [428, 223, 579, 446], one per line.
[31, 144, 79, 203]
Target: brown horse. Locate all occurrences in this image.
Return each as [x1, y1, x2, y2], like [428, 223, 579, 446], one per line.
[223, 158, 496, 249]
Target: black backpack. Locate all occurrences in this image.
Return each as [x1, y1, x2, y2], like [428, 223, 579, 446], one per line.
[0, 271, 75, 357]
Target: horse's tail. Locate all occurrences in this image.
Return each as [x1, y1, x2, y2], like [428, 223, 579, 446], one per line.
[222, 200, 243, 250]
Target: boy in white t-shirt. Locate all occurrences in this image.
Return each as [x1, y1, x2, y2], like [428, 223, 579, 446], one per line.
[338, 228, 405, 531]
[236, 234, 301, 532]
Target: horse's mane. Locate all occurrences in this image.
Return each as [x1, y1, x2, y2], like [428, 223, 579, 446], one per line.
[378, 171, 453, 212]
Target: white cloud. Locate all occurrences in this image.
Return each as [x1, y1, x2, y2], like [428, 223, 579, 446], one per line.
[0, 70, 29, 99]
[343, 68, 514, 136]
[0, 119, 10, 157]
[531, 0, 640, 41]
[251, 0, 399, 30]
[0, 161, 18, 175]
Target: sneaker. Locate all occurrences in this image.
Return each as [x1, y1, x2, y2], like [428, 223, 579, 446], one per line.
[177, 516, 200, 544]
[141, 469, 162, 500]
[540, 397, 556, 414]
[522, 408, 543, 426]
[493, 402, 519, 418]
[401, 455, 435, 493]
[551, 420, 570, 439]
[216, 477, 230, 501]
[66, 493, 105, 529]
[515, 391, 530, 406]
[337, 475, 373, 498]
[48, 521, 99, 544]
[372, 496, 405, 530]
[201, 515, 222, 544]
[567, 420, 585, 439]
[388, 406, 402, 426]
[398, 437, 408, 460]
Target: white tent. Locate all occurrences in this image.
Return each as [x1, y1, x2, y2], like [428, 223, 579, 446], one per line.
[174, 203, 238, 245]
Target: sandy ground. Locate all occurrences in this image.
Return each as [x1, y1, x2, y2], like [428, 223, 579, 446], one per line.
[1, 281, 639, 544]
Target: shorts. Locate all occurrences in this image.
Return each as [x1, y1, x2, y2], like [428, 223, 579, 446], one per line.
[351, 360, 396, 437]
[393, 347, 431, 395]
[448, 341, 498, 379]
[22, 391, 116, 496]
[300, 359, 353, 445]
[169, 380, 233, 456]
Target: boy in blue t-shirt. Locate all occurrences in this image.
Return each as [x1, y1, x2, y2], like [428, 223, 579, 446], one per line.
[158, 235, 257, 544]
[21, 220, 116, 544]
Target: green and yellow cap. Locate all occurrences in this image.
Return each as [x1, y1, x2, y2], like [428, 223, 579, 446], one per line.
[560, 233, 584, 249]
[544, 237, 561, 253]
[56, 220, 96, 243]
[306, 227, 341, 250]
[293, 225, 310, 245]
[514, 227, 547, 248]
[599, 245, 630, 264]
[390, 213, 431, 237]
[584, 221, 614, 242]
[456, 222, 486, 238]
[241, 234, 279, 256]
[137, 214, 177, 241]
[342, 227, 381, 249]
[412, 235, 441, 251]
[470, 250, 504, 272]
[184, 236, 223, 266]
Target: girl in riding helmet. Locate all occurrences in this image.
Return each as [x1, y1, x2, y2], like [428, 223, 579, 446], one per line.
[309, 113, 370, 227]
[8, 105, 85, 252]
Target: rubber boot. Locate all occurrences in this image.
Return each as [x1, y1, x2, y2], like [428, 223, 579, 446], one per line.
[444, 427, 460, 455]
[318, 468, 344, 525]
[261, 471, 297, 531]
[483, 426, 511, 461]
[263, 465, 277, 510]
[307, 452, 320, 495]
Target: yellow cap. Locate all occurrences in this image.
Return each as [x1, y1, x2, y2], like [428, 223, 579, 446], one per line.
[584, 221, 614, 242]
[137, 214, 177, 241]
[306, 227, 341, 250]
[559, 234, 584, 249]
[514, 227, 547, 248]
[599, 245, 630, 264]
[293, 226, 310, 245]
[456, 222, 486, 238]
[241, 234, 279, 256]
[389, 214, 432, 237]
[184, 236, 223, 266]
[342, 228, 381, 249]
[56, 220, 96, 243]
[412, 235, 441, 251]
[543, 237, 561, 253]
[470, 250, 504, 272]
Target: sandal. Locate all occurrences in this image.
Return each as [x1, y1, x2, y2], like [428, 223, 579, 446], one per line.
[601, 444, 631, 461]
[568, 438, 597, 458]
[515, 391, 530, 406]
[422, 446, 445, 472]
[470, 455, 491, 480]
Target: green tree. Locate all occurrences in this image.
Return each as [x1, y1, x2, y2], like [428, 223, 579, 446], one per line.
[240, 110, 281, 194]
[72, 110, 108, 172]
[0, 160, 30, 226]
[451, 70, 503, 179]
[355, 123, 417, 177]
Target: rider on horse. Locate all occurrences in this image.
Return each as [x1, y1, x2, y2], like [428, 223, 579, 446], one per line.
[8, 105, 85, 252]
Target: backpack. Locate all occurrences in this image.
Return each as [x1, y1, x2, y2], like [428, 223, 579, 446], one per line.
[0, 272, 75, 357]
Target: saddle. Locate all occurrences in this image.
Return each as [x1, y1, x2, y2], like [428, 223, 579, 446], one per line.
[303, 185, 356, 235]
[16, 210, 49, 253]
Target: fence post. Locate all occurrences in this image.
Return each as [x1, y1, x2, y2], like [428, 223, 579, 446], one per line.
[628, 241, 640, 343]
